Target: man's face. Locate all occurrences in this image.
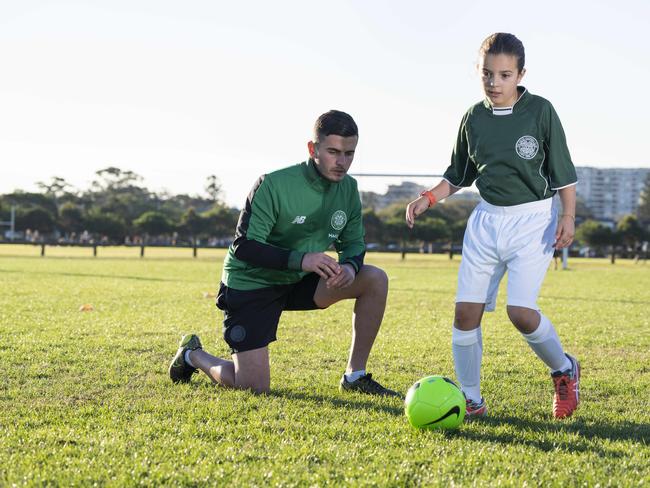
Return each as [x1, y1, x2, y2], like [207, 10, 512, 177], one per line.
[479, 53, 525, 108]
[308, 134, 358, 183]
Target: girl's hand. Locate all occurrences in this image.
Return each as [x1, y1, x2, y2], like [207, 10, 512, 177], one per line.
[405, 196, 430, 228]
[554, 215, 575, 249]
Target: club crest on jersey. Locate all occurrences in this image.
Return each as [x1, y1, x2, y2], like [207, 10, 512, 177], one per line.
[330, 210, 347, 230]
[515, 135, 539, 160]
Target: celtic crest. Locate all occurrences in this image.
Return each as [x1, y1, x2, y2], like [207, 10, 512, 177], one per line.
[515, 135, 539, 160]
[330, 210, 347, 230]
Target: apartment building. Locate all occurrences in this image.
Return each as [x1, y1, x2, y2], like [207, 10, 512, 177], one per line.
[575, 167, 650, 221]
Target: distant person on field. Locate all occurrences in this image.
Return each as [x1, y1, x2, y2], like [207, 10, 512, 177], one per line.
[406, 33, 580, 419]
[169, 110, 399, 396]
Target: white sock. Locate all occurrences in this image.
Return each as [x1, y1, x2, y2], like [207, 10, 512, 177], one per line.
[184, 349, 196, 368]
[452, 326, 483, 403]
[345, 370, 366, 382]
[522, 313, 571, 373]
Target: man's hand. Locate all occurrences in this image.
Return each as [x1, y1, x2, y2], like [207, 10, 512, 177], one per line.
[325, 263, 355, 289]
[301, 252, 340, 280]
[405, 196, 430, 229]
[554, 215, 575, 249]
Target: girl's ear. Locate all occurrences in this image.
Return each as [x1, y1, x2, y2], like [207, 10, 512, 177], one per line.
[518, 67, 527, 83]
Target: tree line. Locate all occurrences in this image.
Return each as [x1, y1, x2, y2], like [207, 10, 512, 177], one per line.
[1, 168, 649, 259]
[0, 168, 239, 246]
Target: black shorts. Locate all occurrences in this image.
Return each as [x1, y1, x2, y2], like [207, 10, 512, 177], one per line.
[216, 273, 322, 353]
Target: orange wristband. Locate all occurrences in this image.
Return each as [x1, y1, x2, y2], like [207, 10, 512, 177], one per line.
[419, 190, 437, 208]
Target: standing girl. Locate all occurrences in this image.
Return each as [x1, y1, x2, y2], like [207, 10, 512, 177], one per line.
[406, 33, 580, 419]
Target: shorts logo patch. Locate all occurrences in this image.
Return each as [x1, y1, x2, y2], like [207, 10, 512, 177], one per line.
[229, 325, 246, 343]
[515, 135, 539, 160]
[331, 210, 347, 231]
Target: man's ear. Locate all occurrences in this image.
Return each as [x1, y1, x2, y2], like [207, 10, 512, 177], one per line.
[307, 140, 317, 159]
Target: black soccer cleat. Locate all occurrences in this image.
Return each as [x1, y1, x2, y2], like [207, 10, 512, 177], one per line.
[340, 373, 402, 398]
[169, 334, 203, 383]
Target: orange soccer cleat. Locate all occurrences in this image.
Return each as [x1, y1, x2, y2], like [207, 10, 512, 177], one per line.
[552, 354, 581, 419]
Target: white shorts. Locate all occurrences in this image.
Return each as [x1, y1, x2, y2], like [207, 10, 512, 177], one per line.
[456, 198, 557, 312]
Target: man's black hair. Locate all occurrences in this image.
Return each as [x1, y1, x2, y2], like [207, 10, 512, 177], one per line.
[313, 110, 358, 142]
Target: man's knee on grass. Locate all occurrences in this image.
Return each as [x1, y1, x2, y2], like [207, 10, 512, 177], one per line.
[233, 347, 271, 394]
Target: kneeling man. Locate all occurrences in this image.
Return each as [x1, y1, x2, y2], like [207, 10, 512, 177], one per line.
[169, 110, 398, 396]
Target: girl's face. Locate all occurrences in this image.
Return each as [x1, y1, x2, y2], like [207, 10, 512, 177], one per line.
[479, 53, 525, 107]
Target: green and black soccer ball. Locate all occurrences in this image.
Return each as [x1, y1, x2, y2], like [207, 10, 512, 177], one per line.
[404, 375, 465, 430]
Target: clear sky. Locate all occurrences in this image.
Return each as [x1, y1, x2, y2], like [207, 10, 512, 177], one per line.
[1, 0, 649, 207]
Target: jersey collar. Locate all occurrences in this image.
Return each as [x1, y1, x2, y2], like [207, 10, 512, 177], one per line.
[304, 159, 333, 192]
[483, 86, 529, 116]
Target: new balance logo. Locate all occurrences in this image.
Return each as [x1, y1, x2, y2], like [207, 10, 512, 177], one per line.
[291, 216, 306, 224]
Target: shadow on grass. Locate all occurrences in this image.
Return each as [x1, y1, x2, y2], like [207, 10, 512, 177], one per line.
[0, 268, 198, 283]
[269, 389, 405, 416]
[442, 414, 649, 456]
[188, 382, 648, 456]
[190, 384, 405, 417]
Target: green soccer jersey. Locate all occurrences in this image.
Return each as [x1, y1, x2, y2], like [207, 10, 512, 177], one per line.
[443, 87, 577, 206]
[222, 160, 365, 290]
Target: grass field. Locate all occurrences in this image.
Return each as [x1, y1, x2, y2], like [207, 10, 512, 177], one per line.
[1, 244, 649, 486]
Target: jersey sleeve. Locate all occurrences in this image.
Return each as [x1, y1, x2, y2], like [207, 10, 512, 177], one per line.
[443, 112, 478, 188]
[334, 182, 365, 273]
[232, 175, 304, 270]
[544, 102, 578, 190]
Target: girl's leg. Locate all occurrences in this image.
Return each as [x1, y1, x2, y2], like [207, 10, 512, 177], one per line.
[507, 306, 571, 372]
[453, 302, 485, 404]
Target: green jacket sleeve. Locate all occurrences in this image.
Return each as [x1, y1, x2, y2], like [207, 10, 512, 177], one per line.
[245, 176, 278, 242]
[232, 175, 304, 270]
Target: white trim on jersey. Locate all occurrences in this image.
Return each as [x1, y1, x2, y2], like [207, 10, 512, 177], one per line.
[550, 181, 578, 191]
[492, 106, 513, 116]
[443, 176, 463, 189]
[538, 160, 550, 197]
[489, 88, 528, 116]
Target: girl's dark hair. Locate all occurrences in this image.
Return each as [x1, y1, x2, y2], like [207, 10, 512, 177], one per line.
[479, 33, 525, 72]
[313, 110, 358, 142]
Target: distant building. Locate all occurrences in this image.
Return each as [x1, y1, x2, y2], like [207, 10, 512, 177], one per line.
[575, 167, 650, 221]
[359, 166, 650, 220]
[361, 181, 426, 210]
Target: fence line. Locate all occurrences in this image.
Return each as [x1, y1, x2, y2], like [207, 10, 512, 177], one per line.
[0, 241, 230, 258]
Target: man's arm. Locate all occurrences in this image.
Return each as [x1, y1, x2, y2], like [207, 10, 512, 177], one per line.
[231, 175, 304, 270]
[232, 175, 341, 278]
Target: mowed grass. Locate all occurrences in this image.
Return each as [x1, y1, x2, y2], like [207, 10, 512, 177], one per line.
[1, 244, 649, 486]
